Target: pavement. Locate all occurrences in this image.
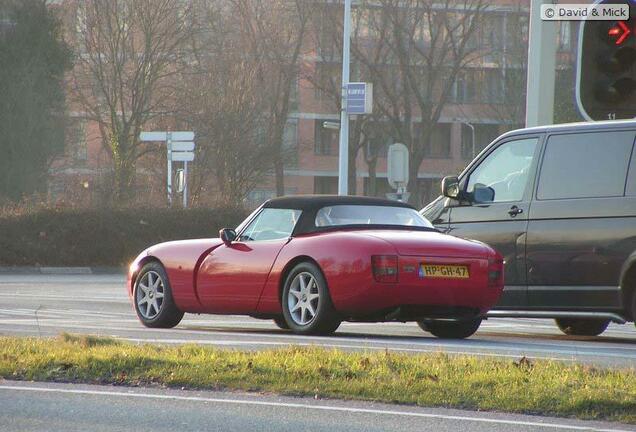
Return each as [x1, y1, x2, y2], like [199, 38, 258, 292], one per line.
[0, 273, 635, 368]
[0, 380, 633, 432]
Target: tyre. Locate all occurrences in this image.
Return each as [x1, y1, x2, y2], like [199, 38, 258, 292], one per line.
[282, 262, 341, 335]
[134, 262, 184, 328]
[418, 318, 482, 339]
[555, 318, 609, 336]
[273, 316, 289, 330]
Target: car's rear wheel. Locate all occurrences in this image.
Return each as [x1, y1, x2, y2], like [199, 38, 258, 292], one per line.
[273, 316, 289, 330]
[282, 262, 340, 335]
[555, 318, 609, 336]
[418, 318, 482, 339]
[134, 262, 184, 328]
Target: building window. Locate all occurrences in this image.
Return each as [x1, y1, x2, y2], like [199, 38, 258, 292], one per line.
[314, 120, 338, 155]
[462, 124, 500, 159]
[68, 118, 88, 162]
[452, 70, 477, 103]
[283, 119, 298, 168]
[419, 123, 451, 158]
[314, 176, 338, 194]
[314, 63, 340, 102]
[288, 78, 298, 112]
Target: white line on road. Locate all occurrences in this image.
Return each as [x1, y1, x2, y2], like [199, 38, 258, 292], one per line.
[0, 384, 629, 432]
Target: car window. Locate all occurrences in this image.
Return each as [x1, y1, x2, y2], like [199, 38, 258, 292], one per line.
[315, 205, 432, 228]
[239, 208, 301, 242]
[467, 138, 538, 203]
[537, 131, 635, 200]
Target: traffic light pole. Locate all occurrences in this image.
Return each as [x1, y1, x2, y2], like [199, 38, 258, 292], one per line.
[525, 0, 558, 127]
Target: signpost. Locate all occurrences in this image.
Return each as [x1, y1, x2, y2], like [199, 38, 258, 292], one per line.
[140, 131, 195, 207]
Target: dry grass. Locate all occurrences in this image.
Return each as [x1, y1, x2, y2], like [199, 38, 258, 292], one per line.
[1, 335, 635, 424]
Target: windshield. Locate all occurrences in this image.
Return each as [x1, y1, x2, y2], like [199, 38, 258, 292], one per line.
[315, 205, 433, 228]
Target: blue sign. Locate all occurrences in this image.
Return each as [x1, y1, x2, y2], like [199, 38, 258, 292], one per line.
[346, 82, 373, 115]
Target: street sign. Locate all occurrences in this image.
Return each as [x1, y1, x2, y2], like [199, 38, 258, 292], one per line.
[387, 143, 409, 189]
[171, 141, 195, 152]
[346, 82, 373, 115]
[139, 131, 195, 142]
[139, 131, 168, 142]
[170, 152, 194, 162]
[139, 130, 196, 206]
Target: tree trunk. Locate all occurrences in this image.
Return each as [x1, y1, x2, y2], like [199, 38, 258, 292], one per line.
[407, 153, 423, 207]
[367, 158, 377, 197]
[274, 157, 285, 196]
[348, 150, 357, 195]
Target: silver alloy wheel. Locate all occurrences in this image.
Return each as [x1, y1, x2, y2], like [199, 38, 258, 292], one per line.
[287, 271, 320, 326]
[136, 270, 165, 319]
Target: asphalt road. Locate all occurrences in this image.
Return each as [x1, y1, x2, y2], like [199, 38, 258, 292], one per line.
[0, 380, 633, 432]
[0, 274, 635, 368]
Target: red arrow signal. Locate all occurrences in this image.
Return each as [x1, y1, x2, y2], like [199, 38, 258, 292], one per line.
[608, 21, 631, 45]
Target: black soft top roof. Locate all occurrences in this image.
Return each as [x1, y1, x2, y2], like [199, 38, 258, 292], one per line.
[262, 195, 425, 236]
[264, 195, 413, 211]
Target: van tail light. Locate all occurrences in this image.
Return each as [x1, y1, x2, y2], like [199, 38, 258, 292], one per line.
[372, 255, 398, 283]
[488, 257, 504, 287]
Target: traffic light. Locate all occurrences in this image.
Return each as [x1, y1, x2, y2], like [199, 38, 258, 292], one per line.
[576, 2, 636, 121]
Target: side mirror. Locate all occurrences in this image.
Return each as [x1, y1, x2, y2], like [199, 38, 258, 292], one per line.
[441, 176, 461, 199]
[473, 184, 495, 203]
[219, 228, 237, 245]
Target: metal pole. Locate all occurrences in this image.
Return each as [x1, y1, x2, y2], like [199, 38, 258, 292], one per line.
[525, 0, 557, 127]
[167, 132, 172, 206]
[183, 161, 188, 209]
[337, 0, 352, 196]
[460, 121, 476, 159]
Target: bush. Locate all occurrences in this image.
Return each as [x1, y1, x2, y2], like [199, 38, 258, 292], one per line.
[0, 207, 246, 267]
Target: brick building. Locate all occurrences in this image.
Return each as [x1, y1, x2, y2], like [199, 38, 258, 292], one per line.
[48, 1, 577, 209]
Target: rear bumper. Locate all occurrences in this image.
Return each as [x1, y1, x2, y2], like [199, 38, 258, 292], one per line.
[329, 255, 503, 319]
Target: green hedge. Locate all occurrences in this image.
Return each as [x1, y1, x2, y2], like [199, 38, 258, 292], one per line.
[0, 207, 246, 267]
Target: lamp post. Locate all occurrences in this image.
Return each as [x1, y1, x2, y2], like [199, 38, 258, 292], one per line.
[461, 121, 476, 159]
[337, 0, 352, 195]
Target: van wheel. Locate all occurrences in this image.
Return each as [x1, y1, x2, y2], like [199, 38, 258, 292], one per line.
[418, 318, 482, 339]
[555, 318, 609, 336]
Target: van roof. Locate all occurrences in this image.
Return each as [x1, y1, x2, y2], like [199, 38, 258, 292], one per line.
[500, 119, 636, 140]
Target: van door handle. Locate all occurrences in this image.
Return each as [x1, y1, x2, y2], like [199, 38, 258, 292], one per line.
[508, 206, 523, 217]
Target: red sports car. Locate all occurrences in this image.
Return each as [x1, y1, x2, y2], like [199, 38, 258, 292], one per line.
[127, 196, 503, 339]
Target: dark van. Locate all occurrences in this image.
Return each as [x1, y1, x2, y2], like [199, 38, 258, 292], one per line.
[422, 120, 636, 336]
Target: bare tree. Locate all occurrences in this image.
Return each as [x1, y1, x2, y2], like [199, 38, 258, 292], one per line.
[233, 0, 312, 196]
[179, 1, 277, 207]
[70, 0, 193, 203]
[305, 1, 486, 203]
[352, 0, 487, 205]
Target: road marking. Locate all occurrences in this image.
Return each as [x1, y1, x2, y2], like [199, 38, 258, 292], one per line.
[0, 384, 629, 431]
[1, 314, 635, 363]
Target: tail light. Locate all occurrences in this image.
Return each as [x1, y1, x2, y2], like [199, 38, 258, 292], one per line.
[488, 257, 504, 287]
[372, 255, 398, 283]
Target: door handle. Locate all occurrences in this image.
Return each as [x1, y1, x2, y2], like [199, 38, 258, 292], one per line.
[508, 206, 523, 217]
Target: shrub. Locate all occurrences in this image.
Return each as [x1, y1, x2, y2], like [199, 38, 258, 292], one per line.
[0, 207, 246, 267]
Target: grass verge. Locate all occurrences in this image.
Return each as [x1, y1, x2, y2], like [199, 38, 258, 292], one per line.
[1, 334, 635, 424]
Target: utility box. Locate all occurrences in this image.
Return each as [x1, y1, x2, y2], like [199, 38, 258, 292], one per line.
[387, 143, 409, 190]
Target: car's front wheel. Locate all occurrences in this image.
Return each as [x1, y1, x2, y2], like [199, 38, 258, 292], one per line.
[555, 318, 609, 336]
[134, 262, 184, 328]
[282, 262, 341, 335]
[418, 318, 482, 339]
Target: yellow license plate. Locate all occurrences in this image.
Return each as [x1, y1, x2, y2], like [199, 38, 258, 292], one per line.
[420, 264, 469, 279]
